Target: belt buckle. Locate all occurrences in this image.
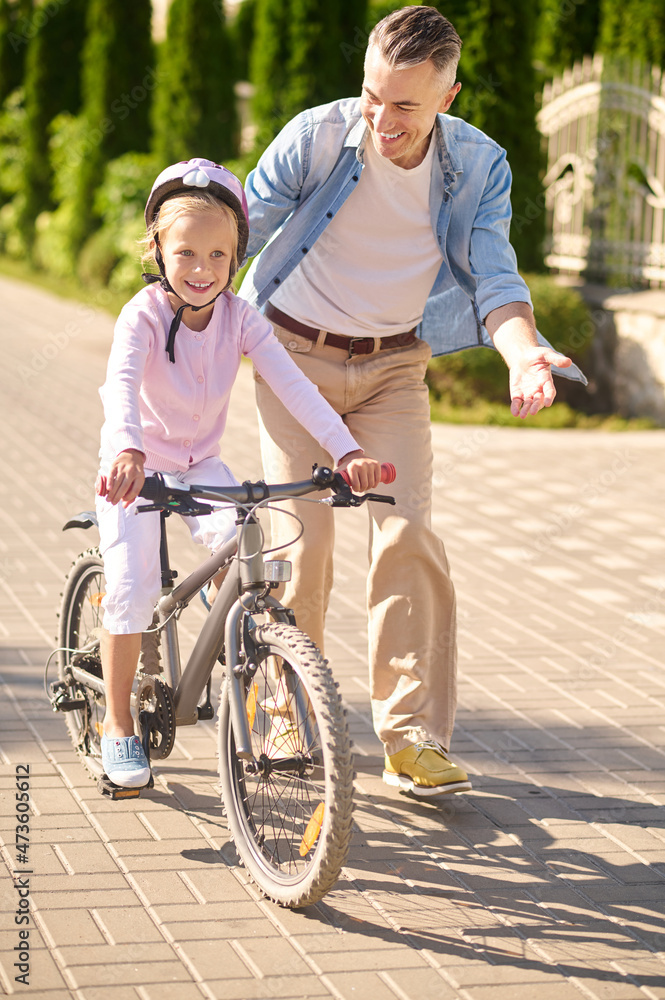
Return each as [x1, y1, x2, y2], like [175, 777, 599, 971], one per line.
[348, 337, 371, 358]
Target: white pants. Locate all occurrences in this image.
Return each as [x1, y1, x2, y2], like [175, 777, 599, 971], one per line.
[96, 456, 239, 634]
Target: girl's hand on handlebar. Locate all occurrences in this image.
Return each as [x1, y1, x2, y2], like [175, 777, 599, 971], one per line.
[335, 452, 382, 493]
[97, 450, 146, 507]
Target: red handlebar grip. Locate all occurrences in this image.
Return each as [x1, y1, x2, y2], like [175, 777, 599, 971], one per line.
[380, 462, 396, 484]
[340, 462, 395, 487]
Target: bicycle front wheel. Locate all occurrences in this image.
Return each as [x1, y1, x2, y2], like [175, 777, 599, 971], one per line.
[218, 622, 354, 908]
[57, 548, 107, 777]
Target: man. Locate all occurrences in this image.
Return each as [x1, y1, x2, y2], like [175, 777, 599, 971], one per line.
[239, 5, 584, 797]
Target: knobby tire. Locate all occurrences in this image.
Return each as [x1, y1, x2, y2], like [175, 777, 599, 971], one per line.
[218, 622, 354, 908]
[57, 548, 107, 778]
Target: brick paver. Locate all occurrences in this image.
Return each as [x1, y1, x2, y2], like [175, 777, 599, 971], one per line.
[1, 274, 665, 998]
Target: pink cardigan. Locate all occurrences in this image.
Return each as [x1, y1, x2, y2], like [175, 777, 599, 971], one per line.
[99, 285, 360, 472]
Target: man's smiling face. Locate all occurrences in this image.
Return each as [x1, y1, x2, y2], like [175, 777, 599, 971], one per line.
[360, 46, 460, 170]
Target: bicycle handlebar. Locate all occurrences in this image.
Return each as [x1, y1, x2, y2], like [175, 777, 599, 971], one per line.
[137, 463, 396, 510]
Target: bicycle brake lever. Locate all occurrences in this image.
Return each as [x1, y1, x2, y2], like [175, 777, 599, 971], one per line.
[136, 498, 216, 516]
[326, 492, 395, 508]
[176, 499, 216, 517]
[326, 472, 395, 507]
[326, 494, 364, 508]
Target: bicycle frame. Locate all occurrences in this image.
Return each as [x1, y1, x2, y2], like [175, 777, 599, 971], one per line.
[57, 466, 395, 901]
[156, 514, 293, 760]
[61, 467, 394, 765]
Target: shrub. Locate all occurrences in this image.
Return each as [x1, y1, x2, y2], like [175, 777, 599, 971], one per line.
[527, 273, 593, 365]
[78, 151, 158, 292]
[77, 226, 119, 288]
[0, 87, 26, 257]
[32, 112, 87, 276]
[0, 87, 25, 205]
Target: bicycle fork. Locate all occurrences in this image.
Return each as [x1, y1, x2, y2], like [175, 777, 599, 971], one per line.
[226, 515, 315, 761]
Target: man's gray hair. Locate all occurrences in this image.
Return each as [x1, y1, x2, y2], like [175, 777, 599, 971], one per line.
[367, 5, 462, 93]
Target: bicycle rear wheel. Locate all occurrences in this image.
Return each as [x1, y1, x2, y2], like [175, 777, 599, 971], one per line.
[218, 622, 354, 908]
[57, 548, 107, 778]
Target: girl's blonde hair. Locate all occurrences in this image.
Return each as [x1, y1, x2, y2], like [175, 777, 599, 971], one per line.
[140, 191, 240, 281]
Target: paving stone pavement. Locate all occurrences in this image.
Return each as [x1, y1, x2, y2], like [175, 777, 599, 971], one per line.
[1, 273, 665, 999]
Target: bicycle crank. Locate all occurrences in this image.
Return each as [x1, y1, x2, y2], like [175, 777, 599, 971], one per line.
[135, 675, 176, 760]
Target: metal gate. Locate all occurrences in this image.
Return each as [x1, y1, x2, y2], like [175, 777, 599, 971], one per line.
[537, 54, 665, 287]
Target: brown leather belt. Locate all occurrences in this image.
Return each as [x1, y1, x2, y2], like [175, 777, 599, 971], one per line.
[265, 303, 417, 358]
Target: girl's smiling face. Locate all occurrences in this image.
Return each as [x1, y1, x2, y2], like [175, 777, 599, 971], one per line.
[159, 210, 235, 325]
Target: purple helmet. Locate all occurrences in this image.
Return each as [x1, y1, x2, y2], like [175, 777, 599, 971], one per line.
[145, 157, 249, 262]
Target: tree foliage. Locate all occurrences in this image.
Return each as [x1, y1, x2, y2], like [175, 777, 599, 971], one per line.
[250, 0, 368, 149]
[17, 0, 87, 253]
[67, 0, 154, 259]
[441, 0, 544, 271]
[232, 0, 258, 83]
[598, 0, 665, 65]
[0, 0, 32, 106]
[535, 0, 601, 75]
[152, 0, 238, 167]
[250, 0, 292, 144]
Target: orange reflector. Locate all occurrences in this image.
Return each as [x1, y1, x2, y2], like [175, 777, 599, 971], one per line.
[90, 592, 105, 607]
[94, 721, 103, 736]
[299, 801, 325, 857]
[246, 682, 258, 729]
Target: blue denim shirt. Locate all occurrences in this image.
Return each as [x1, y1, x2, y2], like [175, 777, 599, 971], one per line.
[240, 98, 585, 383]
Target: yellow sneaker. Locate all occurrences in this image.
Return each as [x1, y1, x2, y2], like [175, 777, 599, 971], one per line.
[383, 740, 471, 797]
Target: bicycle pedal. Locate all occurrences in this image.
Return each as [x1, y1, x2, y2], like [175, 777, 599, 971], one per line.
[96, 773, 154, 800]
[48, 681, 87, 713]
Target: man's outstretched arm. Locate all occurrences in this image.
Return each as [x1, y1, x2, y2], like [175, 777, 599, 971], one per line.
[485, 301, 572, 419]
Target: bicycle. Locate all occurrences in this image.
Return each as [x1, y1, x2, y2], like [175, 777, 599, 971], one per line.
[48, 464, 394, 907]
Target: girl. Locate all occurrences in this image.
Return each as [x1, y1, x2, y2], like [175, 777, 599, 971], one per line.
[96, 158, 381, 788]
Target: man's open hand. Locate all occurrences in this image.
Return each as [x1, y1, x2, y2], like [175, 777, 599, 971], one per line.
[508, 347, 572, 419]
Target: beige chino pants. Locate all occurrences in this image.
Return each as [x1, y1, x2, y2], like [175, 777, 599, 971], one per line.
[254, 323, 457, 756]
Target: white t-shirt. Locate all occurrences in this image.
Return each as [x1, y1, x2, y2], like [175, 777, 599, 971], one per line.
[271, 133, 442, 337]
